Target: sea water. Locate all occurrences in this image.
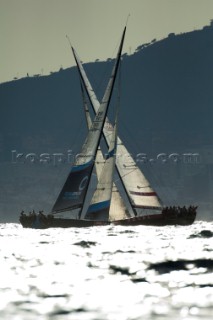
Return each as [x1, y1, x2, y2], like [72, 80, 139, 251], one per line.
[0, 221, 212, 320]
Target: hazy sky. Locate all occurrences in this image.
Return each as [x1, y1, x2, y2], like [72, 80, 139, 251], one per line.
[1, 0, 213, 83]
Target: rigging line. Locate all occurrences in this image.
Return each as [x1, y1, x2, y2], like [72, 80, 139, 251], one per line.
[81, 28, 127, 105]
[101, 26, 127, 88]
[64, 36, 88, 154]
[117, 167, 138, 179]
[116, 54, 122, 122]
[111, 56, 122, 130]
[125, 14, 130, 28]
[118, 117, 166, 200]
[118, 104, 166, 201]
[68, 85, 86, 150]
[121, 133, 167, 205]
[66, 34, 101, 102]
[67, 36, 110, 101]
[69, 118, 85, 150]
[143, 163, 174, 204]
[66, 34, 72, 50]
[119, 115, 139, 154]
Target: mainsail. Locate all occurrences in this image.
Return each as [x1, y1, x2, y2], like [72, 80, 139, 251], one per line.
[80, 83, 129, 220]
[84, 110, 118, 221]
[72, 45, 162, 216]
[51, 27, 126, 215]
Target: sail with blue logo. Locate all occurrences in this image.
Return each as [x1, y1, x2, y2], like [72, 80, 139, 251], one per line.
[51, 27, 126, 216]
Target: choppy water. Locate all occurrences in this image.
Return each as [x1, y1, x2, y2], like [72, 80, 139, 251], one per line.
[0, 221, 213, 320]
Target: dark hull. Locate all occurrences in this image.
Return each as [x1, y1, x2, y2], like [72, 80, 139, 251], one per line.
[113, 212, 196, 226]
[20, 211, 196, 229]
[20, 217, 110, 229]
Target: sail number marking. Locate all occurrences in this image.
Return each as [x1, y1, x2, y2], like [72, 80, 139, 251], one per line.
[79, 176, 89, 191]
[63, 176, 89, 200]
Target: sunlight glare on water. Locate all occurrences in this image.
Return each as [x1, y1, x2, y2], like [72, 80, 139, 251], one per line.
[0, 221, 213, 320]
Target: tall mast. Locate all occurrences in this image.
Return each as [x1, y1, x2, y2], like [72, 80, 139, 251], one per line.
[51, 27, 126, 217]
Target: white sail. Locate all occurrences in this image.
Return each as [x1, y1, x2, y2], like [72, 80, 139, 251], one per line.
[81, 84, 129, 220]
[85, 112, 118, 221]
[72, 47, 163, 216]
[51, 27, 126, 216]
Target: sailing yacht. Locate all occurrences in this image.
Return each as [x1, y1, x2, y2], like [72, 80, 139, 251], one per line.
[19, 26, 197, 229]
[71, 46, 197, 227]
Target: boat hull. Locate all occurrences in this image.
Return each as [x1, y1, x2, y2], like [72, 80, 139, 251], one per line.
[19, 210, 196, 229]
[19, 216, 110, 229]
[112, 212, 196, 226]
